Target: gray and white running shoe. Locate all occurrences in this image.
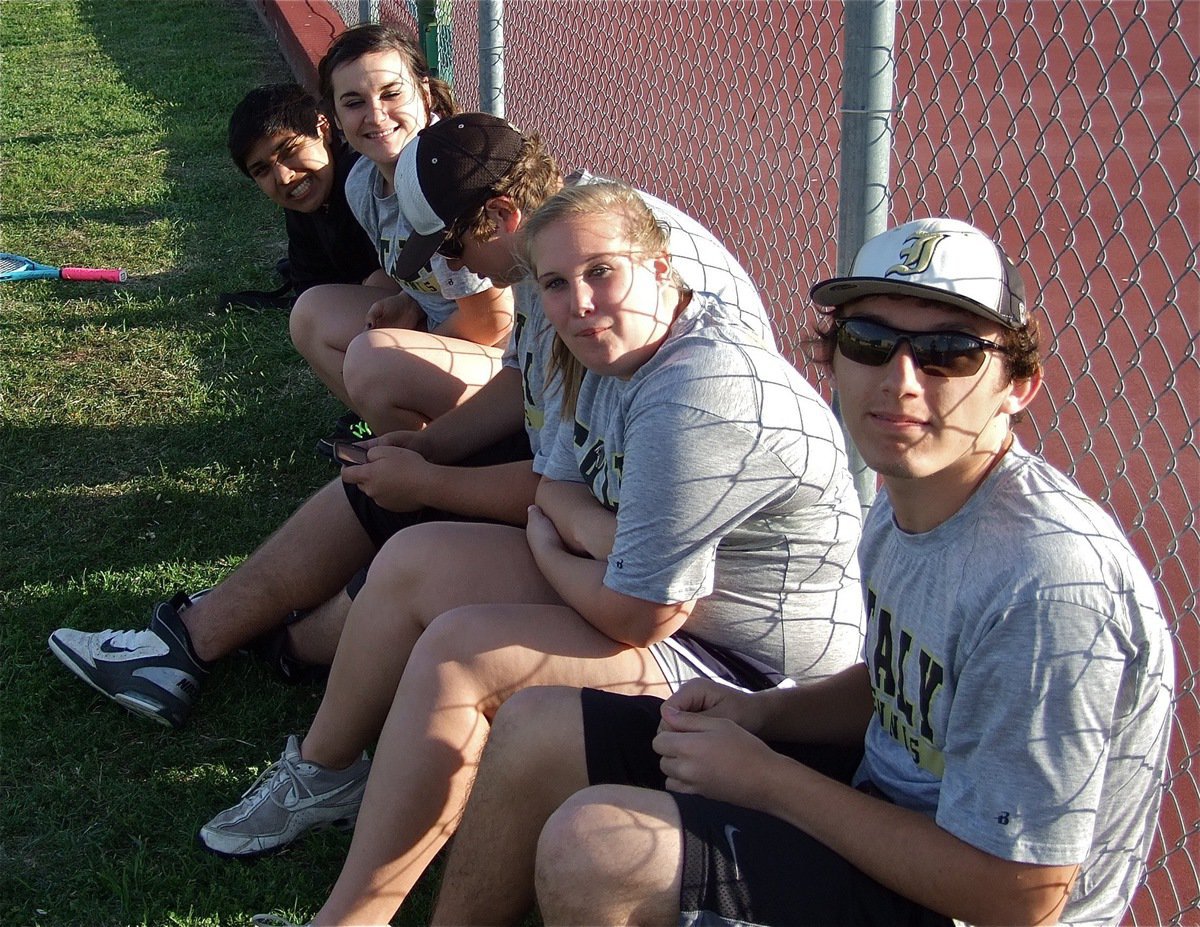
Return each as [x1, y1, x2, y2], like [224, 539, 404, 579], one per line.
[198, 734, 370, 857]
[48, 591, 210, 729]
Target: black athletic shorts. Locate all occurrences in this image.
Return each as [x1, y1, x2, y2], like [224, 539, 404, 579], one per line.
[580, 689, 952, 927]
[341, 429, 533, 598]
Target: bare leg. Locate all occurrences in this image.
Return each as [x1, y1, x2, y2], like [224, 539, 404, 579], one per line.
[362, 269, 393, 289]
[536, 785, 683, 927]
[343, 328, 504, 434]
[310, 604, 673, 926]
[283, 589, 353, 666]
[298, 521, 564, 771]
[181, 478, 374, 663]
[289, 284, 391, 408]
[432, 686, 590, 926]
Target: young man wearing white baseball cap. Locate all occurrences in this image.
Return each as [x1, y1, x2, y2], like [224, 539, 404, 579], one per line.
[430, 217, 1174, 927]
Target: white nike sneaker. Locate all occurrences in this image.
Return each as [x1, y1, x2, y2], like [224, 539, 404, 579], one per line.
[48, 592, 210, 729]
[198, 735, 370, 857]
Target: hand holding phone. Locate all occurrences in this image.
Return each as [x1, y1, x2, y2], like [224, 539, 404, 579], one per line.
[333, 441, 370, 466]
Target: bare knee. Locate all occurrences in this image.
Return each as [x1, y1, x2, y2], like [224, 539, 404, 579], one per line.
[365, 525, 427, 585]
[353, 526, 444, 630]
[453, 688, 579, 799]
[536, 787, 682, 925]
[288, 288, 325, 358]
[535, 790, 628, 919]
[343, 329, 398, 416]
[361, 524, 473, 627]
[489, 687, 578, 762]
[476, 689, 589, 820]
[410, 605, 498, 667]
[407, 611, 588, 726]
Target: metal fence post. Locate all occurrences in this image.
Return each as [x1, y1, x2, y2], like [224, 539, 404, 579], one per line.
[835, 0, 897, 510]
[358, 0, 379, 24]
[478, 0, 505, 117]
[416, 0, 453, 82]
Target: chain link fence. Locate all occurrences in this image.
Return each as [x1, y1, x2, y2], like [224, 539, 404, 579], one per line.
[322, 0, 1197, 921]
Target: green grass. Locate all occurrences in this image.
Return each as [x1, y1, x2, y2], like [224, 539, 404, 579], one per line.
[0, 2, 443, 924]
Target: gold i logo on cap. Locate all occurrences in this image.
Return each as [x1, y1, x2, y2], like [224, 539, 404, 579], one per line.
[886, 231, 950, 277]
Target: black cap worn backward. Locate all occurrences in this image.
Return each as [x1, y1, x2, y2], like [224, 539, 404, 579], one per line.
[391, 113, 527, 281]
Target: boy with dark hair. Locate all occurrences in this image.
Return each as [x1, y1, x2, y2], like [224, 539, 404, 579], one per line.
[225, 83, 380, 305]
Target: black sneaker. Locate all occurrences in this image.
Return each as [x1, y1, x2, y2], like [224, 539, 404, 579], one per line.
[244, 613, 330, 686]
[216, 256, 295, 312]
[48, 592, 211, 729]
[315, 411, 374, 461]
[215, 283, 293, 312]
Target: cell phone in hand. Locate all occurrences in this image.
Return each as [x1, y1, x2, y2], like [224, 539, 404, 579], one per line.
[333, 441, 370, 466]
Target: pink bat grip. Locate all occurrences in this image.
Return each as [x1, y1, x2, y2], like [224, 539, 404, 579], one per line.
[60, 266, 128, 283]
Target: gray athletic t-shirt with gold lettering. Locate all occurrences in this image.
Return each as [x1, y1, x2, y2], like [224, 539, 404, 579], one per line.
[854, 442, 1174, 925]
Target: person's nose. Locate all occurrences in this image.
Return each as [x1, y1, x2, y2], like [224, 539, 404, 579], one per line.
[272, 160, 296, 185]
[367, 97, 389, 124]
[571, 280, 595, 317]
[881, 340, 923, 394]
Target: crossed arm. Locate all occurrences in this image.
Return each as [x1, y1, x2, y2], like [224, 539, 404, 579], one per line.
[525, 478, 696, 648]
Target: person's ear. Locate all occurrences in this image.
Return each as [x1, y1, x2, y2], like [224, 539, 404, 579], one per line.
[651, 253, 672, 283]
[420, 77, 433, 118]
[485, 196, 522, 233]
[316, 113, 332, 141]
[1001, 368, 1042, 416]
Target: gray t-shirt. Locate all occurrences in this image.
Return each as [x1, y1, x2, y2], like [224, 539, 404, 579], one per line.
[854, 441, 1174, 926]
[543, 293, 864, 681]
[502, 279, 561, 471]
[345, 156, 492, 326]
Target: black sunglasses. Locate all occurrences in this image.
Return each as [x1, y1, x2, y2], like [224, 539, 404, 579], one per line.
[834, 317, 1006, 378]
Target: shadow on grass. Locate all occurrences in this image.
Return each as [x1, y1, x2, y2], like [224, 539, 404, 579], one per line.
[0, 4, 384, 923]
[0, 605, 345, 926]
[2, 579, 455, 927]
[3, 413, 340, 576]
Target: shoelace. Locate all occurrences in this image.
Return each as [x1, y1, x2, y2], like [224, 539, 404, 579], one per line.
[97, 628, 161, 649]
[234, 749, 319, 811]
